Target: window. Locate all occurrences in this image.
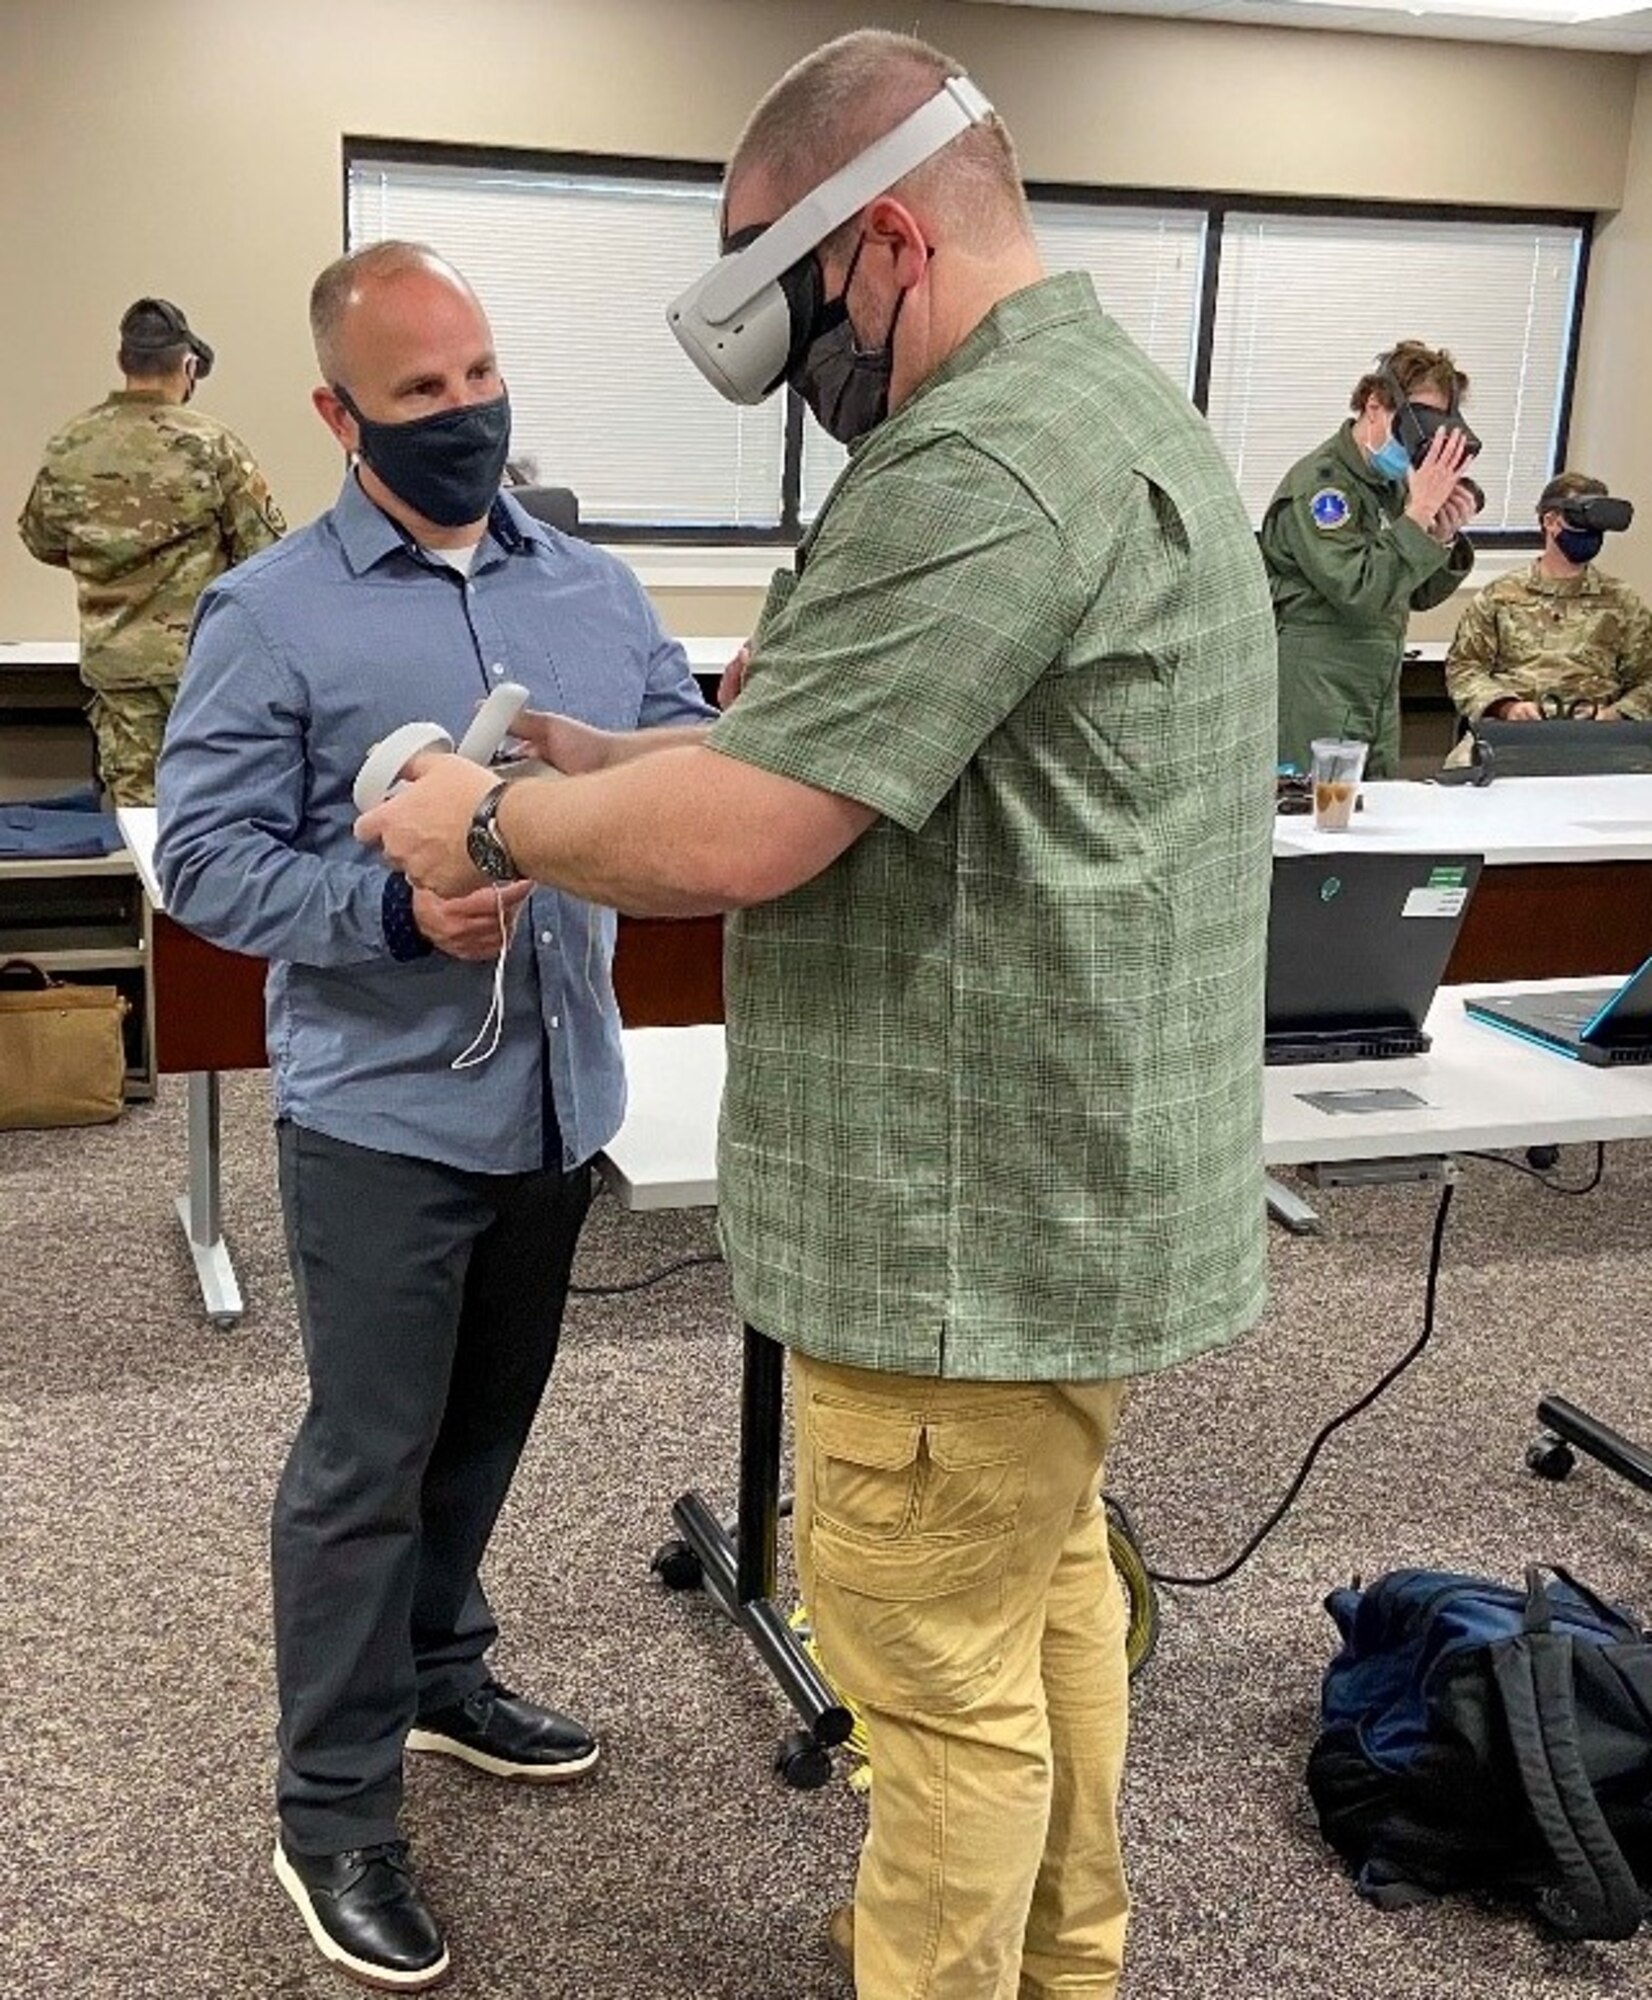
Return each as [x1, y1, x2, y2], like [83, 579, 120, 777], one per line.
[346, 144, 1588, 547]
[348, 152, 787, 535]
[1205, 209, 1586, 532]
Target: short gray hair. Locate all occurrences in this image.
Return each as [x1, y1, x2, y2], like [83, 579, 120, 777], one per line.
[729, 30, 1028, 252]
[309, 240, 470, 383]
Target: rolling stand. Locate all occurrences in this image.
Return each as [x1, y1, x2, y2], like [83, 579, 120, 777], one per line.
[651, 1326, 1162, 1788]
[651, 1324, 855, 1789]
[1527, 1394, 1652, 1497]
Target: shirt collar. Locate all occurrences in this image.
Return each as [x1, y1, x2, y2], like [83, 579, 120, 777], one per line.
[330, 472, 558, 578]
[1525, 559, 1601, 598]
[107, 389, 171, 406]
[1332, 421, 1393, 495]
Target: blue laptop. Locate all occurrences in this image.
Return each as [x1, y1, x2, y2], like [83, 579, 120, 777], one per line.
[1465, 961, 1652, 1067]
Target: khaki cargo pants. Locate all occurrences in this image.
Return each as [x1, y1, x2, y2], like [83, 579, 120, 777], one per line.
[793, 1351, 1131, 1999]
[86, 683, 175, 807]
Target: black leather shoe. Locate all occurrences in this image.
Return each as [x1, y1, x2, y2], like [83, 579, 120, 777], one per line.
[407, 1679, 600, 1782]
[273, 1837, 449, 1991]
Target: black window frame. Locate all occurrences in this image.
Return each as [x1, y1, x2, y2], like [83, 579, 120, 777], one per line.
[344, 138, 1593, 553]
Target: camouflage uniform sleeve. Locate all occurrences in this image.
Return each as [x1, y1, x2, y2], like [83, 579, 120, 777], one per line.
[17, 467, 70, 567]
[216, 431, 286, 565]
[1612, 588, 1652, 722]
[1444, 586, 1508, 721]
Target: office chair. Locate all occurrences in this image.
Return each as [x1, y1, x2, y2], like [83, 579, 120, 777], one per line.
[508, 485, 581, 534]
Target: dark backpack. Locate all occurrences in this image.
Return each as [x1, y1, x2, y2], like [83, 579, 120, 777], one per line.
[1307, 1565, 1652, 1939]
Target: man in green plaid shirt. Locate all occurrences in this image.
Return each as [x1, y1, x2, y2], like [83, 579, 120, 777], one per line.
[361, 28, 1276, 1999]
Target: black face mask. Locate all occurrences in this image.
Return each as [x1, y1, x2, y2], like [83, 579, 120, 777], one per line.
[788, 237, 906, 446]
[335, 385, 512, 527]
[1555, 526, 1604, 566]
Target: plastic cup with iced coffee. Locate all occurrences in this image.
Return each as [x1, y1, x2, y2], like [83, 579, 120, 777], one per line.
[1309, 738, 1368, 831]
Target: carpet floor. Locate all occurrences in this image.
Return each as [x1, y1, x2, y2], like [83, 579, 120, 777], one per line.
[3, 1074, 1650, 1997]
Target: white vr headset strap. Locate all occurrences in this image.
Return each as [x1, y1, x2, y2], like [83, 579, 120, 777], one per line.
[697, 75, 994, 326]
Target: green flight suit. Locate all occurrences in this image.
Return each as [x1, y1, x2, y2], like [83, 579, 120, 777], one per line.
[1259, 421, 1473, 778]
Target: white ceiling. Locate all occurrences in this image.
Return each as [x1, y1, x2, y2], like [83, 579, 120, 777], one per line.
[962, 0, 1652, 54]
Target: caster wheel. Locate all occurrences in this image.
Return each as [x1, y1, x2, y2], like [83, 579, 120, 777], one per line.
[650, 1539, 704, 1591]
[1526, 1145, 1561, 1173]
[776, 1729, 833, 1790]
[1526, 1435, 1576, 1482]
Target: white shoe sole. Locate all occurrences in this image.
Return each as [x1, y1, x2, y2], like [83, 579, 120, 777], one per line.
[272, 1841, 451, 1992]
[404, 1728, 601, 1782]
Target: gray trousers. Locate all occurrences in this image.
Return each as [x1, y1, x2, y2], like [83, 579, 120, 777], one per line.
[273, 1120, 591, 1853]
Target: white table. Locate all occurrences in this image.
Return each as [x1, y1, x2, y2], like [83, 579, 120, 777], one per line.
[117, 806, 246, 1327]
[601, 987, 1652, 1214]
[1274, 772, 1652, 866]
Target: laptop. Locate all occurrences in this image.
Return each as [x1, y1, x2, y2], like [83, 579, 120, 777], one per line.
[1266, 853, 1483, 1065]
[1464, 962, 1652, 1066]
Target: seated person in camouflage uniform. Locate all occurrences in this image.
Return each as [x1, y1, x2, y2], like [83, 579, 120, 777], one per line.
[1445, 472, 1652, 737]
[17, 298, 284, 805]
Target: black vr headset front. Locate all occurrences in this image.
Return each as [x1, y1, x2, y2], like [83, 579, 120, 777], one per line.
[1552, 492, 1635, 535]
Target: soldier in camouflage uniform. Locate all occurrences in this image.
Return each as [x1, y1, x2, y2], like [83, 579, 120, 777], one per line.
[1446, 471, 1652, 740]
[17, 298, 284, 804]
[1260, 340, 1479, 778]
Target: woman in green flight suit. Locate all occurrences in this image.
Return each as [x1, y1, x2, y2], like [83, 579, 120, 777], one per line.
[1260, 341, 1481, 779]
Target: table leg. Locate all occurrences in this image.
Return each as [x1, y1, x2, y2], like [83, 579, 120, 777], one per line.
[1266, 1173, 1321, 1235]
[176, 1071, 244, 1329]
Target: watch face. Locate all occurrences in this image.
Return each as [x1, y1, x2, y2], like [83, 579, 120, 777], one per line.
[467, 820, 510, 881]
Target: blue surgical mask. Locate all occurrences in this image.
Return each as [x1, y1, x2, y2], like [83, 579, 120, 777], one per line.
[1555, 527, 1604, 566]
[1370, 435, 1411, 483]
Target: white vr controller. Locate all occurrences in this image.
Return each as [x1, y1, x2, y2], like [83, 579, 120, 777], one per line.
[353, 681, 532, 814]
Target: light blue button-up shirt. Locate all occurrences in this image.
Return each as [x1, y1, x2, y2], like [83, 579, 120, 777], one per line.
[156, 475, 712, 1174]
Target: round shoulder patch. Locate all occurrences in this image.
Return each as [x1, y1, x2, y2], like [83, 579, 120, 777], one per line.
[1309, 487, 1352, 531]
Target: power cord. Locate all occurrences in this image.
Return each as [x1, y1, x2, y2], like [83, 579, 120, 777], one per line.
[1144, 1179, 1456, 1589]
[569, 1252, 723, 1299]
[1465, 1141, 1606, 1197]
[1143, 1136, 1611, 1590]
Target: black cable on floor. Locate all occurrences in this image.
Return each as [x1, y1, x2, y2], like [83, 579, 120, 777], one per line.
[569, 1252, 723, 1298]
[1465, 1141, 1606, 1196]
[1145, 1179, 1456, 1589]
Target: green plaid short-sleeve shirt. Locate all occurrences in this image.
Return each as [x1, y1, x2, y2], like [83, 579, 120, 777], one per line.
[709, 273, 1277, 1382]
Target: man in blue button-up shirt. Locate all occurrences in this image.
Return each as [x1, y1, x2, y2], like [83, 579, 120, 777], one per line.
[156, 242, 711, 1991]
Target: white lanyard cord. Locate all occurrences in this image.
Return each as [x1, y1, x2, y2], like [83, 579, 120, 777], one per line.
[451, 886, 510, 1071]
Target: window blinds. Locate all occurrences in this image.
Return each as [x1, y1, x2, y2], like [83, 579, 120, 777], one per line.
[349, 160, 785, 528]
[1205, 211, 1583, 528]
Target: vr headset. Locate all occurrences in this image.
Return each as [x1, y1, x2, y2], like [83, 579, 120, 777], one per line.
[667, 75, 994, 404]
[1552, 492, 1635, 535]
[1379, 353, 1479, 467]
[120, 296, 214, 378]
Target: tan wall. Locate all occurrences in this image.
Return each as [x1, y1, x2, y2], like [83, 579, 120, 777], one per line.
[1567, 54, 1652, 596]
[0, 0, 1641, 640]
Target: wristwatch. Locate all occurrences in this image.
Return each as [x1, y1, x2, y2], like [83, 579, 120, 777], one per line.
[466, 780, 518, 883]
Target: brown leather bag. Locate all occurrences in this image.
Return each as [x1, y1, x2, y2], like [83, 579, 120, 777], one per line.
[0, 959, 128, 1130]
